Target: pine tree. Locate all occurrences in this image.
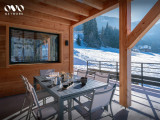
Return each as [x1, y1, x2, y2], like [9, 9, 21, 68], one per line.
[83, 18, 101, 48]
[100, 23, 119, 49]
[76, 34, 81, 46]
[101, 27, 105, 47]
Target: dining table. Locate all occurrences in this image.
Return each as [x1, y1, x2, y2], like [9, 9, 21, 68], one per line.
[34, 75, 107, 120]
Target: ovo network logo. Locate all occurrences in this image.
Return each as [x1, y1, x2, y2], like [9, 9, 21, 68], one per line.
[4, 5, 24, 15]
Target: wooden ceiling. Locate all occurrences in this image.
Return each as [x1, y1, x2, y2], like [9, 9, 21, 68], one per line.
[0, 0, 119, 26]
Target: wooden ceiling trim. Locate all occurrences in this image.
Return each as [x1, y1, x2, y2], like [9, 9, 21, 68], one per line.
[23, 9, 71, 25]
[72, 0, 119, 27]
[0, 4, 71, 25]
[127, 0, 160, 49]
[76, 0, 103, 10]
[25, 0, 80, 22]
[0, 0, 80, 22]
[38, 0, 89, 16]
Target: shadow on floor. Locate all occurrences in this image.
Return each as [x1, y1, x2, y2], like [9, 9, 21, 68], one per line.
[114, 109, 129, 120]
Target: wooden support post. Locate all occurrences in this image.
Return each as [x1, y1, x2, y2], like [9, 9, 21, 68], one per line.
[69, 26, 74, 73]
[47, 38, 51, 61]
[119, 0, 131, 107]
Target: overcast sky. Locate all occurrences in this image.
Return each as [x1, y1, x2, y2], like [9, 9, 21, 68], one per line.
[102, 0, 158, 22]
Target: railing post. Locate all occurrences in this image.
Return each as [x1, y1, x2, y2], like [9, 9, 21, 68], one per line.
[99, 61, 101, 72]
[141, 63, 143, 87]
[116, 62, 119, 81]
[87, 61, 89, 72]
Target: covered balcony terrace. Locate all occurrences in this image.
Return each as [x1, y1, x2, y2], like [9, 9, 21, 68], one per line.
[0, 0, 160, 120]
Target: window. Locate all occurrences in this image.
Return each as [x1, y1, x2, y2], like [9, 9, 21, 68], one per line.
[9, 27, 59, 64]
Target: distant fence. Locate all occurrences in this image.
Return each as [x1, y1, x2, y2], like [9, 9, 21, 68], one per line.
[87, 60, 160, 87]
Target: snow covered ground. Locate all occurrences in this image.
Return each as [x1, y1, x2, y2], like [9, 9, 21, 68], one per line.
[74, 41, 160, 78]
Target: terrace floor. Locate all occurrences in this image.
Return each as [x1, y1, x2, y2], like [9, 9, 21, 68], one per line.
[0, 79, 160, 120]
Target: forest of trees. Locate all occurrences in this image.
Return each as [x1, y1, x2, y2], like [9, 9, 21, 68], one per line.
[76, 18, 119, 49]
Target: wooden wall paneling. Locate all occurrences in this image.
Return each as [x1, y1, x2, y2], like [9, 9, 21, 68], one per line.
[6, 25, 9, 68]
[119, 0, 131, 107]
[0, 12, 71, 97]
[69, 26, 74, 73]
[127, 0, 160, 49]
[0, 26, 6, 68]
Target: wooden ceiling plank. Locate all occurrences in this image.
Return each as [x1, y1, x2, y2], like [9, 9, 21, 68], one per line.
[38, 0, 89, 16]
[72, 0, 119, 27]
[0, 0, 79, 22]
[127, 0, 160, 49]
[23, 9, 71, 25]
[76, 0, 103, 10]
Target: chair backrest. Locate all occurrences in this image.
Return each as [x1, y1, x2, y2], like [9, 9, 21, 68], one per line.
[86, 70, 96, 80]
[26, 82, 40, 107]
[77, 69, 87, 77]
[90, 84, 116, 112]
[20, 75, 30, 91]
[95, 73, 110, 83]
[40, 69, 55, 76]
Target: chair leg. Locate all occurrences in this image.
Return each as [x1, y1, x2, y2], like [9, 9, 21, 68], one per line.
[89, 112, 91, 120]
[79, 96, 81, 101]
[26, 104, 32, 120]
[26, 106, 31, 120]
[21, 92, 28, 113]
[20, 97, 26, 113]
[104, 105, 108, 112]
[72, 99, 74, 107]
[110, 103, 114, 120]
[43, 98, 46, 105]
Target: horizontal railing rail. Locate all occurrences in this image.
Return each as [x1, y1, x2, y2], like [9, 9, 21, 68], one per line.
[87, 60, 160, 87]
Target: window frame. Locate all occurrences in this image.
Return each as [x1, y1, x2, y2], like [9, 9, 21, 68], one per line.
[9, 27, 60, 65]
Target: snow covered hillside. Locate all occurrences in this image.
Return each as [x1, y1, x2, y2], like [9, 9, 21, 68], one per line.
[74, 41, 160, 79]
[74, 41, 160, 66]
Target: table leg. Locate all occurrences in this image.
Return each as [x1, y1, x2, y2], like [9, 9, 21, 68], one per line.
[33, 77, 37, 90]
[68, 99, 72, 120]
[58, 98, 64, 120]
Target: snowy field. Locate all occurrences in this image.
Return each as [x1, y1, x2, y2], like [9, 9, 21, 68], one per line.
[74, 42, 160, 78]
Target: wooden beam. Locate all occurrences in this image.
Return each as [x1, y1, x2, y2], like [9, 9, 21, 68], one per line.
[127, 0, 160, 49]
[0, 0, 80, 22]
[72, 0, 119, 27]
[76, 0, 103, 10]
[37, 0, 89, 16]
[119, 0, 131, 107]
[69, 26, 74, 73]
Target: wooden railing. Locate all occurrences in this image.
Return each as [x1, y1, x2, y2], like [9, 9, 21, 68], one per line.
[87, 60, 160, 87]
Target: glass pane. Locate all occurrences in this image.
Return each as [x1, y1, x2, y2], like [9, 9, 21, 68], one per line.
[10, 28, 59, 64]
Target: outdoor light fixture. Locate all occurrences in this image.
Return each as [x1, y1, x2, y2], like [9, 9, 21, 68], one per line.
[65, 40, 69, 46]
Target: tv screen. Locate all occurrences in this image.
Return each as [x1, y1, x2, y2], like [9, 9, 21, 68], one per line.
[9, 27, 59, 64]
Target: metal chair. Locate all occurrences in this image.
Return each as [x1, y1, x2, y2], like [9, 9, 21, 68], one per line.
[95, 73, 110, 84]
[74, 84, 116, 120]
[77, 69, 87, 77]
[40, 69, 55, 76]
[26, 82, 61, 120]
[86, 70, 96, 80]
[20, 75, 50, 113]
[84, 73, 110, 100]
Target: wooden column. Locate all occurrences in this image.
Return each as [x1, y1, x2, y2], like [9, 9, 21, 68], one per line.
[119, 0, 131, 107]
[69, 26, 74, 73]
[47, 38, 51, 61]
